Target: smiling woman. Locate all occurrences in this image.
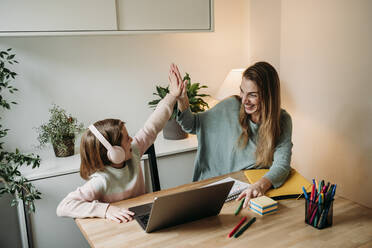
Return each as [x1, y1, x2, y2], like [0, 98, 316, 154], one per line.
[171, 62, 293, 209]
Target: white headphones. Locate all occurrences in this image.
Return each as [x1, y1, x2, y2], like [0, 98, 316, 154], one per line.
[88, 124, 126, 164]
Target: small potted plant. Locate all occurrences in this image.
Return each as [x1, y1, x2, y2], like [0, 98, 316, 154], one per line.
[36, 105, 84, 157]
[148, 73, 210, 140]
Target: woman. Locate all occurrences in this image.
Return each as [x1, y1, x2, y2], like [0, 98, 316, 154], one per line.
[171, 62, 292, 208]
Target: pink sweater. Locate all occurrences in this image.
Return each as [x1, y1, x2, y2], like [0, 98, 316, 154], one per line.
[56, 94, 176, 219]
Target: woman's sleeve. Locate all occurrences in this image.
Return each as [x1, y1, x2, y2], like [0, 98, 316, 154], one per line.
[263, 112, 293, 188]
[133, 94, 177, 156]
[176, 107, 200, 134]
[56, 179, 109, 219]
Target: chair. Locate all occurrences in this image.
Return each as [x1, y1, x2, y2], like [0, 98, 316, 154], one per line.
[144, 144, 161, 192]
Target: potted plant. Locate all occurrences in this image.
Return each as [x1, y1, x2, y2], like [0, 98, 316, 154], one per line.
[0, 48, 41, 213]
[36, 104, 84, 157]
[148, 73, 210, 140]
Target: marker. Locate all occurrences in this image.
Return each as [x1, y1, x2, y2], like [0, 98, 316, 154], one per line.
[234, 217, 256, 238]
[235, 198, 245, 216]
[321, 185, 327, 193]
[228, 216, 247, 238]
[318, 180, 322, 195]
[325, 182, 330, 193]
[331, 184, 337, 199]
[314, 193, 322, 226]
[302, 186, 309, 201]
[309, 205, 318, 225]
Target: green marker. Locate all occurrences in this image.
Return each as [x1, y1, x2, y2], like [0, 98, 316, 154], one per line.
[235, 198, 245, 216]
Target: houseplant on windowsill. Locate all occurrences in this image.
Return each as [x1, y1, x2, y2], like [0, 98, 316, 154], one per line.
[36, 104, 84, 157]
[148, 73, 210, 140]
[0, 48, 41, 213]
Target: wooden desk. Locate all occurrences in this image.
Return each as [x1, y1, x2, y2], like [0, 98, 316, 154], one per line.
[75, 171, 372, 248]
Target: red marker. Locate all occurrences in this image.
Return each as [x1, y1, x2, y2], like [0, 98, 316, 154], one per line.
[228, 216, 247, 238]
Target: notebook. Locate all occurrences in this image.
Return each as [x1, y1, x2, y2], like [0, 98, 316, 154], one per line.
[244, 169, 312, 200]
[203, 177, 250, 202]
[128, 181, 234, 233]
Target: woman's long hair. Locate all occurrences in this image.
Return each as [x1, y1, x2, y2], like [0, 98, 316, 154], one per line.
[80, 119, 124, 180]
[238, 61, 281, 167]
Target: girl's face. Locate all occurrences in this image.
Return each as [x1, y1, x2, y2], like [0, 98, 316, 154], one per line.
[240, 78, 260, 115]
[120, 125, 133, 161]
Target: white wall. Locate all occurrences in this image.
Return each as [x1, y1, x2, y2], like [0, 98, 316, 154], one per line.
[249, 0, 372, 208]
[0, 0, 248, 152]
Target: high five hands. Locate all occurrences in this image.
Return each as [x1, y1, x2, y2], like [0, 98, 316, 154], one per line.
[169, 63, 189, 111]
[168, 63, 185, 98]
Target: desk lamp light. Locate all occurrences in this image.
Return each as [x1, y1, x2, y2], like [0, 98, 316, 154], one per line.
[215, 68, 245, 100]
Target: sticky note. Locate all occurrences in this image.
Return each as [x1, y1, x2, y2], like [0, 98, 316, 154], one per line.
[249, 196, 278, 216]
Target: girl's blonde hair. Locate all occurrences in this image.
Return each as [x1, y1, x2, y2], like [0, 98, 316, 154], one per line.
[237, 61, 281, 168]
[80, 119, 124, 180]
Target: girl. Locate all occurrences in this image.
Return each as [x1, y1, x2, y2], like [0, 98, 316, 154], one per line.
[171, 62, 293, 209]
[56, 66, 183, 223]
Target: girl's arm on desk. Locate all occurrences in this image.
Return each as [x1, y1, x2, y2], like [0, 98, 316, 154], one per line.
[56, 179, 134, 223]
[56, 180, 109, 219]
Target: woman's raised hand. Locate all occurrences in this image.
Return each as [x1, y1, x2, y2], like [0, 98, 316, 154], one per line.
[168, 63, 184, 98]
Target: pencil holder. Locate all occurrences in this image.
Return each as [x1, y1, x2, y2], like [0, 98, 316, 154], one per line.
[304, 199, 333, 229]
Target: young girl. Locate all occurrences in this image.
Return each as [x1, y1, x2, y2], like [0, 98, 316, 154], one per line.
[56, 66, 183, 223]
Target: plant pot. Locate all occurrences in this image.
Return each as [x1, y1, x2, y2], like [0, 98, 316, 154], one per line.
[163, 119, 188, 140]
[52, 136, 75, 157]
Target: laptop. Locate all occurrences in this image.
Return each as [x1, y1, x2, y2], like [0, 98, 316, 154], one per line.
[129, 181, 234, 233]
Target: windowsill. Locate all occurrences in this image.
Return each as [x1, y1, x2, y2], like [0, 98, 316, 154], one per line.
[19, 132, 197, 181]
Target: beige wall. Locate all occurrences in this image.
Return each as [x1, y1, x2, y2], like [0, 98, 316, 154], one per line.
[281, 0, 372, 208]
[246, 0, 281, 69]
[0, 0, 248, 151]
[249, 0, 372, 207]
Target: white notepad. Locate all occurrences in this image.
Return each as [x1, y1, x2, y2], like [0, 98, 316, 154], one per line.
[204, 177, 250, 202]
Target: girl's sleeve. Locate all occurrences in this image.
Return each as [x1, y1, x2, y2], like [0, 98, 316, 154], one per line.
[176, 107, 200, 134]
[133, 94, 177, 156]
[263, 112, 293, 188]
[56, 178, 109, 219]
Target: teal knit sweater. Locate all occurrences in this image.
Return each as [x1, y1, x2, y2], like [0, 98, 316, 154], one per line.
[176, 96, 293, 188]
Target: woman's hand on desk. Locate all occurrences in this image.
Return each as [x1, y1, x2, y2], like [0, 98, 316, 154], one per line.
[237, 177, 272, 208]
[105, 205, 135, 223]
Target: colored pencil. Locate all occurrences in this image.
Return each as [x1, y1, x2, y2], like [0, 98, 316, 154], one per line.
[228, 216, 247, 238]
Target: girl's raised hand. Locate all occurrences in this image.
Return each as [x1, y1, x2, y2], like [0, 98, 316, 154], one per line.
[105, 205, 135, 223]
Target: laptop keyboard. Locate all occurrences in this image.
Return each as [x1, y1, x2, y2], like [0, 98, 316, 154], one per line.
[138, 214, 150, 227]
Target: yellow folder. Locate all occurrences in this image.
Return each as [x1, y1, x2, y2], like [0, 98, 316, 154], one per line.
[244, 169, 312, 200]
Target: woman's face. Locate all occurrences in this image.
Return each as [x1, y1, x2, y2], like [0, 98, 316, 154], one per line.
[120, 124, 133, 161]
[240, 78, 260, 115]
